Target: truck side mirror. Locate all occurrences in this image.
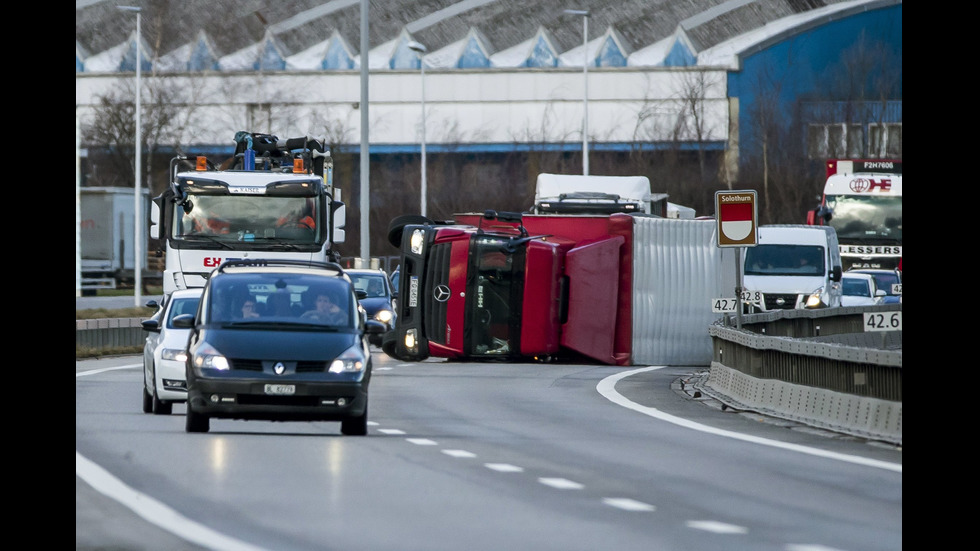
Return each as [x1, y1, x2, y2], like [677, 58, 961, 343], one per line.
[149, 203, 160, 239]
[830, 266, 842, 282]
[816, 205, 833, 223]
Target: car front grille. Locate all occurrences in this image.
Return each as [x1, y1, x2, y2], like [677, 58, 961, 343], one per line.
[296, 361, 328, 373]
[230, 359, 263, 371]
[227, 359, 328, 373]
[763, 293, 799, 310]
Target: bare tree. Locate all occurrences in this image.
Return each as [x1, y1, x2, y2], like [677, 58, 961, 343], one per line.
[742, 59, 786, 224]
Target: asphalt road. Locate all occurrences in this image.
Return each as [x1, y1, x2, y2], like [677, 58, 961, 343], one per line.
[78, 353, 901, 551]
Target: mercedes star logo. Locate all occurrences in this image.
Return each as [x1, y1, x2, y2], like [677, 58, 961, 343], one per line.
[433, 285, 451, 302]
[274, 362, 286, 375]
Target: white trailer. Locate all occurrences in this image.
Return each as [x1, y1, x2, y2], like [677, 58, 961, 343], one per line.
[79, 186, 150, 291]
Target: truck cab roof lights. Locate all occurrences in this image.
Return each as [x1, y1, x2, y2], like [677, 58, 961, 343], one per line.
[293, 157, 305, 173]
[196, 156, 208, 171]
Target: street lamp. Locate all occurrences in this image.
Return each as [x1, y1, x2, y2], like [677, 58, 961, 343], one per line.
[118, 5, 142, 306]
[563, 9, 590, 176]
[407, 40, 427, 217]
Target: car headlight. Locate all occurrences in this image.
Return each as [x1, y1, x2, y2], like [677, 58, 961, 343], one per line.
[192, 342, 230, 370]
[329, 343, 367, 373]
[161, 348, 188, 362]
[804, 287, 826, 309]
[404, 328, 418, 352]
[410, 229, 425, 255]
[374, 309, 393, 324]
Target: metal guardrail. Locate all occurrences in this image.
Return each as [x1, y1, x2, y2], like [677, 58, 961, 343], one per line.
[699, 304, 902, 445]
[80, 277, 117, 290]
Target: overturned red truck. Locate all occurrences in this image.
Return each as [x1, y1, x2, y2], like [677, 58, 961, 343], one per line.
[382, 210, 737, 366]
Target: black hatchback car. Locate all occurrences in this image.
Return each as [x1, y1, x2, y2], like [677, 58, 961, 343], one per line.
[173, 260, 385, 435]
[345, 268, 397, 347]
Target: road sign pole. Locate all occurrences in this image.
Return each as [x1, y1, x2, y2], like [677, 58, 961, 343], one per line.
[715, 190, 758, 330]
[735, 249, 743, 330]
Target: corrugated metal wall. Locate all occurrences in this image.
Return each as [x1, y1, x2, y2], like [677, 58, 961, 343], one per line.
[631, 217, 738, 366]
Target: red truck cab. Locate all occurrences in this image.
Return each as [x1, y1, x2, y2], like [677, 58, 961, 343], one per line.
[384, 211, 634, 365]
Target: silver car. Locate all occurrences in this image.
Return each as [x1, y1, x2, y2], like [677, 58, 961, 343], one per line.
[141, 288, 203, 415]
[840, 272, 885, 307]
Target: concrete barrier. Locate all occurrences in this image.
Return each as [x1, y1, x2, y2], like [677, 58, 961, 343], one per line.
[76, 318, 144, 351]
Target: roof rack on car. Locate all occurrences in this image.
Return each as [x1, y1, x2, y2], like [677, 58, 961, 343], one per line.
[215, 259, 345, 275]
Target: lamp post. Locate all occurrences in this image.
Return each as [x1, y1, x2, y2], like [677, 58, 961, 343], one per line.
[563, 9, 590, 176]
[407, 40, 427, 217]
[118, 5, 142, 306]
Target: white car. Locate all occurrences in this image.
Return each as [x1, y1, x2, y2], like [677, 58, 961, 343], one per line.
[141, 288, 203, 415]
[849, 268, 902, 304]
[840, 272, 886, 307]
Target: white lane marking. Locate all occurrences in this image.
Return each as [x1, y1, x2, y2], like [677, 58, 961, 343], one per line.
[686, 520, 749, 534]
[484, 463, 524, 473]
[77, 365, 269, 550]
[406, 438, 438, 445]
[597, 366, 902, 473]
[538, 478, 584, 490]
[785, 545, 848, 551]
[602, 498, 656, 512]
[377, 428, 406, 435]
[375, 367, 394, 371]
[76, 453, 268, 551]
[76, 364, 140, 377]
[442, 449, 477, 458]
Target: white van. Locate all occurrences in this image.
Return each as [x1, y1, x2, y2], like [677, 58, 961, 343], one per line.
[742, 225, 843, 311]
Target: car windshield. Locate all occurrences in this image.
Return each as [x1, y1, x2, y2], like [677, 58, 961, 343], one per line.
[842, 278, 871, 297]
[744, 244, 825, 276]
[867, 272, 900, 295]
[349, 273, 388, 298]
[206, 272, 353, 327]
[167, 296, 201, 327]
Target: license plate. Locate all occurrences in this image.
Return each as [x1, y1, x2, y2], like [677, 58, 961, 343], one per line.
[264, 384, 295, 395]
[409, 275, 419, 307]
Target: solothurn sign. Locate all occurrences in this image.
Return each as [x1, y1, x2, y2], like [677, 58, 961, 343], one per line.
[715, 190, 758, 247]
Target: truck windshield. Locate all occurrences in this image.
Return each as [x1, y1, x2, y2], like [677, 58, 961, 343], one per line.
[824, 195, 902, 243]
[467, 236, 521, 357]
[744, 244, 825, 276]
[173, 195, 319, 244]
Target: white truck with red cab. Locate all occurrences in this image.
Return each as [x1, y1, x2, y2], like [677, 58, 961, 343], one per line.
[806, 159, 902, 271]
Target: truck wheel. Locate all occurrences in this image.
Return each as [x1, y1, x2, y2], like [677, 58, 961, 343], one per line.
[185, 407, 210, 433]
[387, 215, 432, 248]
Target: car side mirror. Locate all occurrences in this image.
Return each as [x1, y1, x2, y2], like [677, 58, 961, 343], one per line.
[875, 289, 887, 297]
[140, 319, 161, 333]
[830, 266, 842, 282]
[355, 290, 367, 300]
[172, 313, 195, 328]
